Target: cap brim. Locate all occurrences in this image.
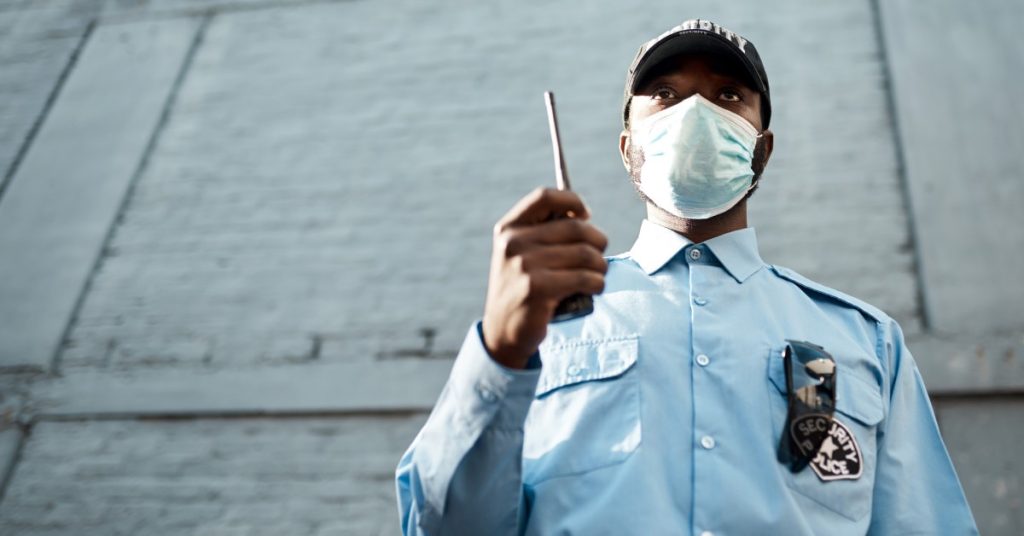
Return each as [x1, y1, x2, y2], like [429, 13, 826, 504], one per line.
[630, 31, 766, 95]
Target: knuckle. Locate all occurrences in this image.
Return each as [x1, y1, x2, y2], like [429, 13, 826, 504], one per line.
[580, 272, 602, 293]
[567, 219, 586, 239]
[494, 229, 511, 254]
[512, 253, 529, 273]
[531, 186, 550, 203]
[504, 234, 525, 257]
[496, 230, 525, 258]
[578, 244, 597, 264]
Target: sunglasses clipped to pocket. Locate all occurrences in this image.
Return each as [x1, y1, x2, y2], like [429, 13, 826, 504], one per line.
[777, 340, 837, 473]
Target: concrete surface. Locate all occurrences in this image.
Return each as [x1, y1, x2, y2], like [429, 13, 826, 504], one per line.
[938, 399, 1022, 535]
[879, 0, 1024, 333]
[0, 16, 200, 370]
[0, 0, 1020, 533]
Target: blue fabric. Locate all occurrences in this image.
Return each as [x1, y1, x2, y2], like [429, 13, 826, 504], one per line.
[396, 219, 978, 535]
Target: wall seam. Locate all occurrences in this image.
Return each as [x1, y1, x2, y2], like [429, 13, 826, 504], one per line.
[868, 0, 933, 332]
[0, 425, 29, 507]
[0, 20, 96, 205]
[48, 12, 214, 375]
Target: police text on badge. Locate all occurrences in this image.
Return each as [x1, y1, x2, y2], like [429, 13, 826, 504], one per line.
[791, 414, 863, 481]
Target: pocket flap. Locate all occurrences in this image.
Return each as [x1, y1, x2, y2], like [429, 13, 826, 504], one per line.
[768, 349, 884, 426]
[536, 335, 639, 397]
[839, 373, 884, 426]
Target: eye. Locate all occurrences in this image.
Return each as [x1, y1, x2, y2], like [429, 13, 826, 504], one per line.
[651, 86, 678, 101]
[719, 88, 742, 102]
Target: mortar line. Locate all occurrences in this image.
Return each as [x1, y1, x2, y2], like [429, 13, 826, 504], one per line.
[869, 0, 933, 332]
[29, 388, 1024, 422]
[0, 20, 96, 205]
[48, 12, 214, 375]
[36, 408, 431, 423]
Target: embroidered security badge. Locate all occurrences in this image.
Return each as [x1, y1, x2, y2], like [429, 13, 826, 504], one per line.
[791, 414, 863, 481]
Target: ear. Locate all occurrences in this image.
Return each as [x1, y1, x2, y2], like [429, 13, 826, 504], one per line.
[752, 129, 774, 177]
[619, 130, 632, 172]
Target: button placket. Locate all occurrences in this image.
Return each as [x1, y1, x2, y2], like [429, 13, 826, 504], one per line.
[689, 258, 721, 533]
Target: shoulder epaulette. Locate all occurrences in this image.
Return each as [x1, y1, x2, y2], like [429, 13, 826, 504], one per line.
[769, 265, 889, 324]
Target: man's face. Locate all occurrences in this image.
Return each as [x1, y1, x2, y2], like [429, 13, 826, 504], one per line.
[619, 52, 774, 192]
[628, 52, 765, 133]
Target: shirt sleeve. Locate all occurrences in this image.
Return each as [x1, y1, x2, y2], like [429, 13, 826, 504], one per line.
[396, 321, 541, 535]
[868, 319, 979, 535]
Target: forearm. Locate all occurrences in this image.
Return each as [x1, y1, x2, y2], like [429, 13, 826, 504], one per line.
[396, 322, 540, 535]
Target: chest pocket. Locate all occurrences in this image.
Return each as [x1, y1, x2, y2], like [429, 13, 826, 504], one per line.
[766, 345, 885, 521]
[522, 335, 641, 484]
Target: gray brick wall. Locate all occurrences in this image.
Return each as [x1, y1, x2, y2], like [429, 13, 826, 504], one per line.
[0, 0, 1020, 534]
[0, 415, 427, 535]
[60, 0, 916, 372]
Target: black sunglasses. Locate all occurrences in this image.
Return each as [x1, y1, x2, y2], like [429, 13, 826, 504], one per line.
[777, 340, 837, 473]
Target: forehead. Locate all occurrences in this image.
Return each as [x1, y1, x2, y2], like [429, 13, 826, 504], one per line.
[635, 52, 758, 92]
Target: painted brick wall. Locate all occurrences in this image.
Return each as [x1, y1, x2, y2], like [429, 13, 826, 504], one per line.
[1, 0, 1018, 534]
[59, 0, 916, 372]
[0, 415, 427, 535]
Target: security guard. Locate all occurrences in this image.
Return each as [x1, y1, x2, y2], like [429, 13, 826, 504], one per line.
[396, 19, 978, 535]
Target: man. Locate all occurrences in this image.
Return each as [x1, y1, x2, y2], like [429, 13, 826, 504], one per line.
[396, 19, 978, 535]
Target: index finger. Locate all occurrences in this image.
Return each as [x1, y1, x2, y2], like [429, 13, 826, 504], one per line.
[499, 187, 590, 227]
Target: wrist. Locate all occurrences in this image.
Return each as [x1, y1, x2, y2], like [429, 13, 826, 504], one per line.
[485, 340, 533, 370]
[480, 323, 532, 370]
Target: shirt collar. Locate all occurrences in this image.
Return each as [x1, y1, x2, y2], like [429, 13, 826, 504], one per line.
[628, 219, 765, 283]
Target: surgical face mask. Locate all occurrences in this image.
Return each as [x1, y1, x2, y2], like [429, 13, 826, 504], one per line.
[628, 93, 760, 220]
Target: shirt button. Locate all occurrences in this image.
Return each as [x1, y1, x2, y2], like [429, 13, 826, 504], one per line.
[696, 354, 710, 366]
[477, 386, 497, 402]
[688, 248, 702, 261]
[700, 435, 716, 450]
[567, 364, 582, 376]
[693, 296, 708, 306]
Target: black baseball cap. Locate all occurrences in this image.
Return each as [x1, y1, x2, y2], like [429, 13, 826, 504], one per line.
[622, 19, 771, 129]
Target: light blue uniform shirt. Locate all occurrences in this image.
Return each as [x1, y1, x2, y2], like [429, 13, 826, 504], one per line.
[396, 219, 977, 535]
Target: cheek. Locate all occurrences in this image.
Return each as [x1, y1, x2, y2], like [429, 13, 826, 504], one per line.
[626, 141, 646, 174]
[628, 98, 665, 126]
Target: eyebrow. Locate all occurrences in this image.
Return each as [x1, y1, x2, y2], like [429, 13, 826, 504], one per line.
[639, 69, 757, 94]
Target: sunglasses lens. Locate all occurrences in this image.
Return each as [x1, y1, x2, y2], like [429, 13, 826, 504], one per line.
[804, 358, 835, 378]
[779, 341, 836, 472]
